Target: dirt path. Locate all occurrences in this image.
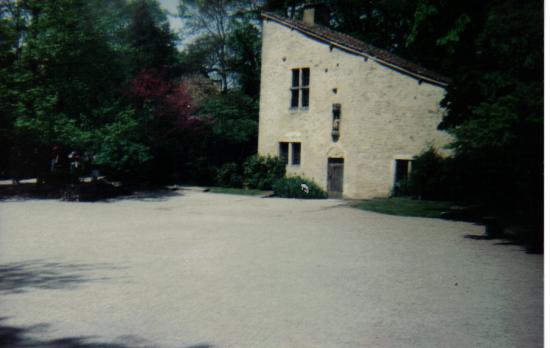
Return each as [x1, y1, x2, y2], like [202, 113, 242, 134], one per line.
[0, 191, 543, 347]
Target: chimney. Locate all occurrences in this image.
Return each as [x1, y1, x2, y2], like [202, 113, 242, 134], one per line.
[302, 4, 330, 26]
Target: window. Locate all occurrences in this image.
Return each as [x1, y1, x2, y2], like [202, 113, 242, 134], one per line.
[290, 68, 310, 109]
[291, 143, 301, 165]
[279, 142, 289, 164]
[279, 142, 301, 166]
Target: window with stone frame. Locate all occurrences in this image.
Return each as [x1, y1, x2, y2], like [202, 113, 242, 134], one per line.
[279, 141, 301, 166]
[290, 68, 310, 109]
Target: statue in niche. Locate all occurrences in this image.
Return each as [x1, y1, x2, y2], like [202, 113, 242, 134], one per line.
[331, 103, 341, 142]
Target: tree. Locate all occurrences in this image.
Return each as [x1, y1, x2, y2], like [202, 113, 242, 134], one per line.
[406, 0, 543, 227]
[125, 69, 201, 181]
[3, 0, 134, 177]
[178, 0, 262, 94]
[227, 22, 261, 98]
[175, 0, 263, 184]
[0, 0, 26, 176]
[125, 0, 179, 75]
[0, 0, 191, 180]
[199, 92, 257, 146]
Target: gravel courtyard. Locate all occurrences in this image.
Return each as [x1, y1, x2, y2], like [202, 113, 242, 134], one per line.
[0, 191, 543, 347]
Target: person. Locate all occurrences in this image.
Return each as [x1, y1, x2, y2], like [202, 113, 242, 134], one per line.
[68, 150, 81, 181]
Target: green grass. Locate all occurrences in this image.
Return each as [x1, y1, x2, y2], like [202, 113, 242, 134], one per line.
[352, 197, 453, 218]
[208, 187, 265, 196]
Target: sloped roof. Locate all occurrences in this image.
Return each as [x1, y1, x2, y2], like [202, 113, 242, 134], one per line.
[262, 12, 451, 86]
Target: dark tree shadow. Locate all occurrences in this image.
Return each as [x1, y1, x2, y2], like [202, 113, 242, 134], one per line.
[0, 260, 117, 294]
[0, 318, 214, 348]
[464, 234, 492, 240]
[492, 241, 523, 246]
[0, 318, 133, 347]
[0, 183, 62, 201]
[0, 262, 214, 347]
[464, 235, 543, 254]
[103, 188, 183, 202]
[0, 182, 185, 203]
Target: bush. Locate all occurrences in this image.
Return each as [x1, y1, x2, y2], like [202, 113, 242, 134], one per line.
[214, 162, 243, 188]
[243, 155, 285, 190]
[392, 178, 411, 197]
[273, 176, 327, 199]
[182, 156, 217, 186]
[407, 147, 457, 201]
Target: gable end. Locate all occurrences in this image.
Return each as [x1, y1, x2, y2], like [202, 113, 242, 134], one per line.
[262, 12, 450, 87]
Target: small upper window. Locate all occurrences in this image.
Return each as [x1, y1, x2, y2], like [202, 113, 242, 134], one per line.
[291, 89, 299, 108]
[301, 69, 310, 87]
[301, 88, 309, 108]
[292, 69, 300, 87]
[290, 68, 310, 109]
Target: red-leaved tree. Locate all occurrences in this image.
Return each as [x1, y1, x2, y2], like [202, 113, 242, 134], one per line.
[129, 69, 200, 135]
[126, 69, 205, 180]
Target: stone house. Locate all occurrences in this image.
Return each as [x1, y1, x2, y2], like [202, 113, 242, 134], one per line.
[257, 8, 452, 198]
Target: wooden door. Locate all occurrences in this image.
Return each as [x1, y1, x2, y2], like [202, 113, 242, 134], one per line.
[327, 158, 344, 198]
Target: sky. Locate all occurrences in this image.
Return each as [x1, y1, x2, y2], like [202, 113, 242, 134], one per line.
[158, 0, 185, 41]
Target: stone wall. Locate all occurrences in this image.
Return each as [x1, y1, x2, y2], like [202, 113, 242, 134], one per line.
[258, 19, 452, 198]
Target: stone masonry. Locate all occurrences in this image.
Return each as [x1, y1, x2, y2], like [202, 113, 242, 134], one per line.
[258, 12, 452, 199]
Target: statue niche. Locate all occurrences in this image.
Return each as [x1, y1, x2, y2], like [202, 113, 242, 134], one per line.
[331, 103, 341, 142]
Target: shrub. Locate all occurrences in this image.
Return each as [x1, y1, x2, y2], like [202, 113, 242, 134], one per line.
[243, 155, 285, 190]
[182, 156, 217, 186]
[214, 162, 243, 188]
[407, 147, 460, 201]
[392, 177, 411, 197]
[273, 176, 327, 199]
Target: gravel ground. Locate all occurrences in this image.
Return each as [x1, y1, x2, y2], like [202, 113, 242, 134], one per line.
[0, 191, 543, 347]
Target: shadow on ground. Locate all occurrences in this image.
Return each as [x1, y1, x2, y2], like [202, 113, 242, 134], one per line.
[0, 260, 118, 294]
[0, 318, 214, 348]
[0, 261, 212, 347]
[464, 234, 543, 254]
[0, 182, 184, 203]
[105, 188, 183, 202]
[0, 183, 62, 201]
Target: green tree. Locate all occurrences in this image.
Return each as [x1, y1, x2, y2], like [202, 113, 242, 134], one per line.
[227, 22, 261, 98]
[178, 0, 262, 94]
[0, 0, 185, 180]
[125, 0, 179, 75]
[402, 0, 542, 230]
[199, 91, 257, 160]
[3, 0, 137, 177]
[0, 0, 26, 176]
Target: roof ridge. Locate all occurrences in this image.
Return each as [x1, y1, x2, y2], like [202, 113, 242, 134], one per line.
[261, 11, 451, 86]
